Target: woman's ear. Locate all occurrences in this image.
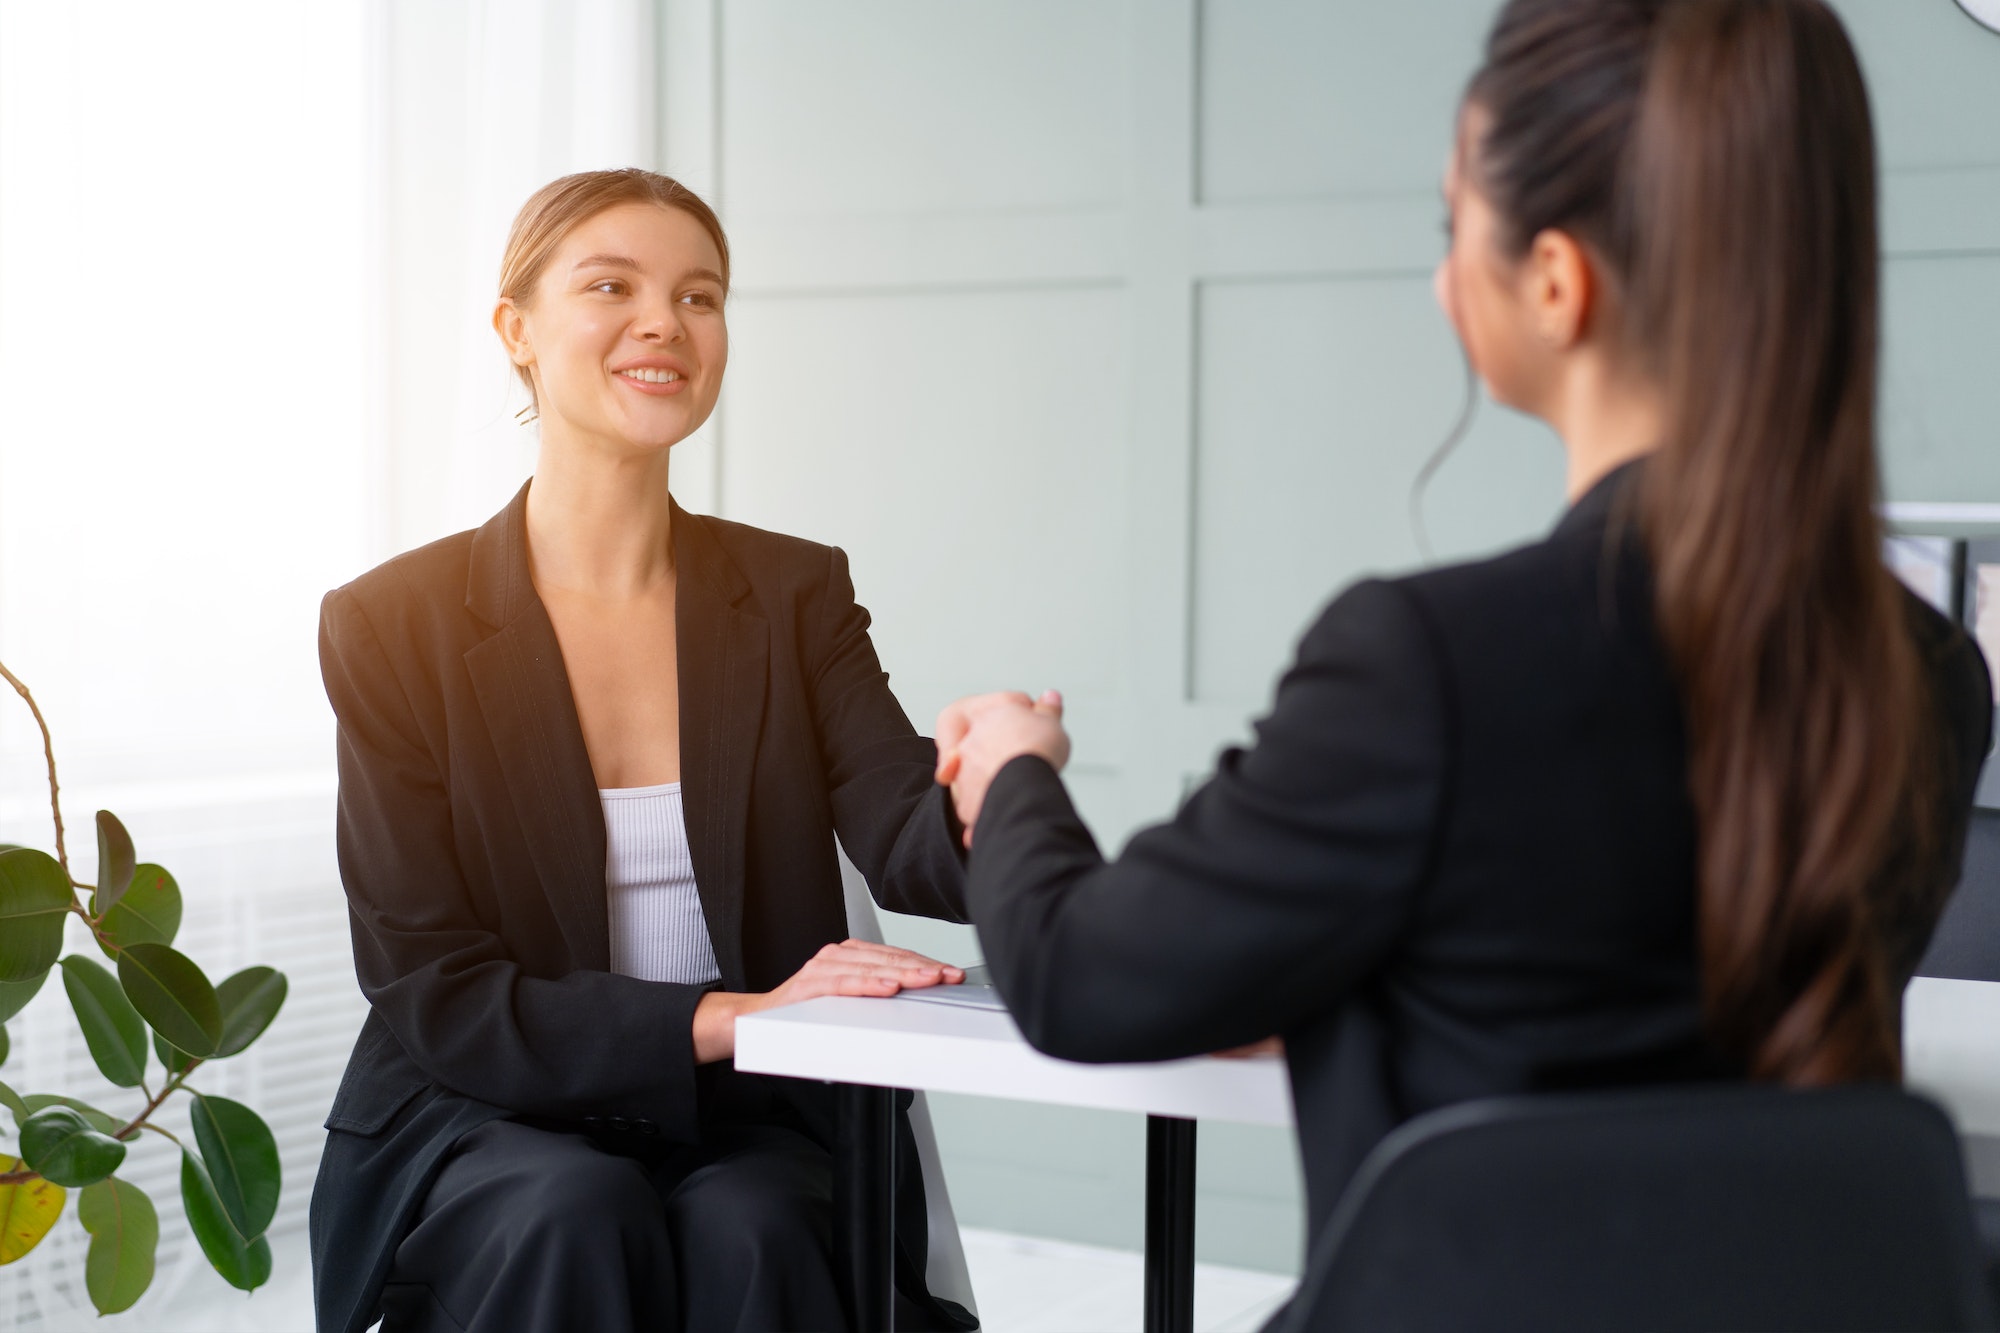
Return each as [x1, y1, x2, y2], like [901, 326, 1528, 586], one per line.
[493, 298, 535, 368]
[1523, 228, 1596, 350]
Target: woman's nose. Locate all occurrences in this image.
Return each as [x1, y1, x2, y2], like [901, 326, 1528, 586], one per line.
[634, 301, 684, 344]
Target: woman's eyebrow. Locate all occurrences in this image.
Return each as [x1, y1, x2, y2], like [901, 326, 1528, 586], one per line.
[570, 253, 641, 274]
[568, 257, 723, 287]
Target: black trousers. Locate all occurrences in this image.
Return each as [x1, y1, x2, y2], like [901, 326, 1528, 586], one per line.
[378, 1118, 845, 1333]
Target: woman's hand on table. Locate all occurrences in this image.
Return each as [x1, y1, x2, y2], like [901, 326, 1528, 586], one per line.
[691, 940, 964, 1063]
[934, 689, 1072, 847]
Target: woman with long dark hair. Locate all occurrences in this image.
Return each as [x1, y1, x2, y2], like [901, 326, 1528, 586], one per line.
[936, 0, 1993, 1254]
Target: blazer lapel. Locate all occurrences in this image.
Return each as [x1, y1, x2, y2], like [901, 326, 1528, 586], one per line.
[462, 483, 613, 971]
[672, 501, 767, 992]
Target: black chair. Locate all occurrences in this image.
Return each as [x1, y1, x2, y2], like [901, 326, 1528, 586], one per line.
[1918, 806, 2000, 982]
[1269, 1085, 1998, 1333]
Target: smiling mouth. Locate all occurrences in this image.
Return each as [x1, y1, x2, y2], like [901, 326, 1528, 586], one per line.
[618, 368, 681, 384]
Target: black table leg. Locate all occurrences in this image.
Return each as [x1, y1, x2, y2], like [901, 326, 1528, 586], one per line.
[1145, 1115, 1197, 1333]
[1951, 538, 1971, 624]
[836, 1082, 897, 1332]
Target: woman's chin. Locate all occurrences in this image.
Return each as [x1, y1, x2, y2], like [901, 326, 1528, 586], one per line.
[539, 401, 705, 459]
[615, 402, 710, 454]
[599, 416, 690, 456]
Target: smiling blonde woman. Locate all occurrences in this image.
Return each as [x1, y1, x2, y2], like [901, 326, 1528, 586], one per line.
[308, 170, 976, 1333]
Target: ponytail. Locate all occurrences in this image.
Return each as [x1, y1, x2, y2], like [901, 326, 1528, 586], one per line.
[1628, 0, 1931, 1083]
[1467, 0, 1938, 1083]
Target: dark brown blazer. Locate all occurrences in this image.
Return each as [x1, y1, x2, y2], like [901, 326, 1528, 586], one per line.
[308, 482, 969, 1333]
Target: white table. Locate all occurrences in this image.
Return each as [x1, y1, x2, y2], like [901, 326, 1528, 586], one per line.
[740, 977, 2000, 1331]
[1905, 976, 2000, 1198]
[737, 991, 1291, 1125]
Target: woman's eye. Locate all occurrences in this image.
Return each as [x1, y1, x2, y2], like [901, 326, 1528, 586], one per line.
[590, 280, 627, 295]
[679, 291, 717, 308]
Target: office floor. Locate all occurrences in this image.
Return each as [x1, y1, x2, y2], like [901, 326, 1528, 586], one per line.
[958, 1229, 1297, 1333]
[28, 1226, 1296, 1333]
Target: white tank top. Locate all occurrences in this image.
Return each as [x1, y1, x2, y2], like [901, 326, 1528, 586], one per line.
[599, 782, 721, 986]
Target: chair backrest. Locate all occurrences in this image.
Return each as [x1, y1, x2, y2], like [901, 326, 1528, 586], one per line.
[1920, 806, 2000, 981]
[838, 850, 980, 1318]
[1272, 1085, 1998, 1333]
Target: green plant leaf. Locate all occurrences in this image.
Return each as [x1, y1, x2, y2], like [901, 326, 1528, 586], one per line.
[0, 1155, 64, 1264]
[190, 1095, 280, 1240]
[0, 848, 71, 983]
[93, 863, 181, 957]
[78, 1175, 157, 1313]
[153, 1029, 198, 1078]
[117, 942, 219, 1058]
[180, 1151, 270, 1291]
[60, 954, 147, 1087]
[213, 967, 287, 1057]
[0, 1079, 26, 1128]
[0, 971, 45, 1025]
[22, 1094, 120, 1135]
[0, 1025, 7, 1069]
[92, 812, 137, 915]
[19, 1106, 125, 1187]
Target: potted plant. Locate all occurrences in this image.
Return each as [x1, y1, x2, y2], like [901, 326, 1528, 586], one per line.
[0, 660, 288, 1314]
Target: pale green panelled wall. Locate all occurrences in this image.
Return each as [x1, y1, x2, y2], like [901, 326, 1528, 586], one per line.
[1860, 2, 2000, 503]
[671, 0, 2000, 1277]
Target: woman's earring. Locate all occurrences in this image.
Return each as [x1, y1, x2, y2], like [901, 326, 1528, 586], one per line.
[513, 402, 539, 425]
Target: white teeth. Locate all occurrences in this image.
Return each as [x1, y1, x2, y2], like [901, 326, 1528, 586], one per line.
[619, 367, 680, 384]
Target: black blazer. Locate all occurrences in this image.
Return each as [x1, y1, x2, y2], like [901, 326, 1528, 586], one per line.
[308, 483, 970, 1333]
[967, 463, 1994, 1257]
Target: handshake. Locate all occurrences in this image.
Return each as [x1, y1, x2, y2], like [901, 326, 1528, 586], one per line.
[932, 690, 1072, 848]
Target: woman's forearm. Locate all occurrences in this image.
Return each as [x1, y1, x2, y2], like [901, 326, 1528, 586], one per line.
[692, 989, 758, 1064]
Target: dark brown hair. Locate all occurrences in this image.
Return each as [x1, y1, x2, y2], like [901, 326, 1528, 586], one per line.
[1468, 0, 1934, 1083]
[498, 168, 730, 411]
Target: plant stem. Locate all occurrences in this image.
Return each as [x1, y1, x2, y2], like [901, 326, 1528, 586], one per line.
[0, 658, 71, 882]
[114, 1060, 201, 1142]
[136, 1122, 186, 1150]
[0, 1062, 207, 1187]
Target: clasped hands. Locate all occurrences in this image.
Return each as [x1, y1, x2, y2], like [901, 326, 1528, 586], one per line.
[933, 689, 1072, 849]
[928, 689, 1283, 1062]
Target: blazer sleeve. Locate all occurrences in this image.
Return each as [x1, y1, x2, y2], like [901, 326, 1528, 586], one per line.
[808, 545, 970, 923]
[967, 578, 1450, 1063]
[320, 587, 707, 1140]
